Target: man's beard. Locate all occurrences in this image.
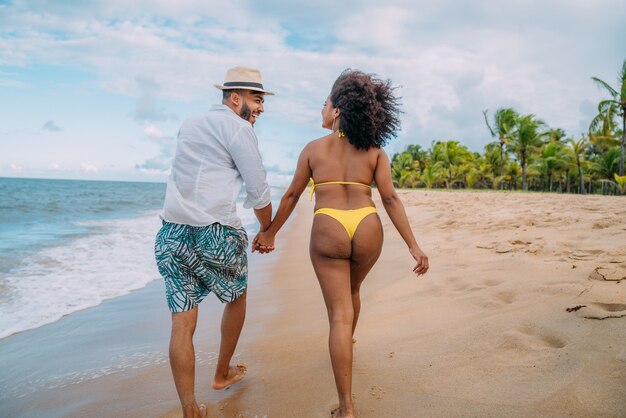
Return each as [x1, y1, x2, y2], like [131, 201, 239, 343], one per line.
[239, 102, 253, 124]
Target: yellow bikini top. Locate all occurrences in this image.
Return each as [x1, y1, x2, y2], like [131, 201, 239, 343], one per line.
[309, 178, 371, 200]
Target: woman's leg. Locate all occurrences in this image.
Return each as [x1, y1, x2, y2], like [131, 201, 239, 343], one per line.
[349, 214, 384, 337]
[310, 216, 355, 417]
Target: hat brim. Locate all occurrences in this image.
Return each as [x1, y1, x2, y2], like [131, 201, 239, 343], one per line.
[213, 84, 274, 95]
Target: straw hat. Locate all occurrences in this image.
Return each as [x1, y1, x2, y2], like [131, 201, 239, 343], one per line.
[213, 66, 274, 95]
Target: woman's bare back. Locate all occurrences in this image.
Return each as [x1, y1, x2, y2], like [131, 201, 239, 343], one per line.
[307, 134, 380, 211]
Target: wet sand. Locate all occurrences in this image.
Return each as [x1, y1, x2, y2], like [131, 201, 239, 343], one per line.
[2, 190, 625, 417]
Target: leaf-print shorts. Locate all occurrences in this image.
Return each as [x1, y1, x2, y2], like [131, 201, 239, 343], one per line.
[154, 221, 248, 312]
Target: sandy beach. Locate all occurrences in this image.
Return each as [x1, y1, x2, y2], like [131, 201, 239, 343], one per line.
[1, 190, 625, 417]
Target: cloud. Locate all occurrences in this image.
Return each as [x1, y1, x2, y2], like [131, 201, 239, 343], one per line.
[9, 163, 22, 172]
[136, 134, 176, 173]
[80, 162, 98, 173]
[135, 152, 172, 173]
[1, 0, 624, 180]
[133, 77, 178, 122]
[0, 78, 28, 88]
[143, 124, 164, 138]
[42, 120, 62, 132]
[337, 6, 418, 52]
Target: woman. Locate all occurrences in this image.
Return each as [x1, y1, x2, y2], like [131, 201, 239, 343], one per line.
[253, 69, 429, 417]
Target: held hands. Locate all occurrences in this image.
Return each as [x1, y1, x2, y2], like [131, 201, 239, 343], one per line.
[252, 230, 276, 254]
[410, 247, 429, 276]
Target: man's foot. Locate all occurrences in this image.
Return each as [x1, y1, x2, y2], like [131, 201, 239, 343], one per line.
[331, 406, 355, 418]
[212, 363, 247, 390]
[182, 402, 207, 418]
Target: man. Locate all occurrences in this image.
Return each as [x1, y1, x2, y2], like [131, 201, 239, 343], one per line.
[154, 66, 274, 418]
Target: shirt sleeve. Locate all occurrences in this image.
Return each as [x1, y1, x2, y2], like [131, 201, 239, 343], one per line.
[229, 126, 272, 209]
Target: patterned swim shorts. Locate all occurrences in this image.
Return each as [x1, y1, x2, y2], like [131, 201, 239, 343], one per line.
[154, 221, 248, 312]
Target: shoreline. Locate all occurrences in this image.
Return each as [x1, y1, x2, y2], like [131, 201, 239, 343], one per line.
[1, 190, 625, 417]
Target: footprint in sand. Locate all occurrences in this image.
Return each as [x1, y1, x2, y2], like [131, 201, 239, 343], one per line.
[592, 218, 620, 229]
[482, 279, 503, 287]
[509, 239, 543, 254]
[489, 240, 542, 255]
[445, 276, 477, 293]
[573, 303, 626, 320]
[605, 249, 626, 264]
[369, 386, 385, 400]
[510, 239, 531, 245]
[568, 250, 603, 261]
[473, 290, 516, 310]
[588, 266, 626, 283]
[500, 326, 567, 352]
[439, 219, 457, 229]
[495, 244, 513, 254]
[494, 291, 515, 304]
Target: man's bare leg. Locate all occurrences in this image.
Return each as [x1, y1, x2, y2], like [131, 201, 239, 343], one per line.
[212, 290, 248, 390]
[170, 307, 207, 418]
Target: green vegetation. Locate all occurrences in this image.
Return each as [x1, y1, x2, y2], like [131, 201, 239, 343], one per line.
[391, 60, 626, 195]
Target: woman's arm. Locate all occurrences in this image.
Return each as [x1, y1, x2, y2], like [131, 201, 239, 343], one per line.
[374, 150, 429, 275]
[252, 144, 312, 252]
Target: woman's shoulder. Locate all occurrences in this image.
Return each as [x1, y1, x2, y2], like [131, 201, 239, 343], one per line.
[366, 146, 385, 159]
[313, 133, 336, 144]
[303, 134, 335, 151]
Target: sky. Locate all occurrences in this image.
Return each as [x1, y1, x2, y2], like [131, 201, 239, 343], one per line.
[1, 0, 625, 185]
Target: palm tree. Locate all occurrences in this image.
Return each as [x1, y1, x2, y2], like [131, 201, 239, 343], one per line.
[614, 174, 626, 195]
[591, 59, 626, 175]
[391, 151, 420, 187]
[483, 140, 509, 189]
[536, 141, 568, 192]
[593, 146, 621, 181]
[544, 128, 567, 143]
[589, 103, 620, 148]
[399, 170, 420, 188]
[505, 161, 522, 190]
[509, 114, 545, 190]
[464, 167, 482, 189]
[405, 144, 427, 169]
[430, 141, 471, 188]
[567, 136, 589, 194]
[483, 108, 518, 180]
[421, 164, 446, 189]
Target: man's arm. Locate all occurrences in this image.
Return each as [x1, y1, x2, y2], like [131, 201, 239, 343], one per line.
[254, 203, 272, 232]
[229, 126, 273, 231]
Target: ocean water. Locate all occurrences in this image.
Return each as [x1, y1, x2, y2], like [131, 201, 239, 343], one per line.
[0, 177, 269, 339]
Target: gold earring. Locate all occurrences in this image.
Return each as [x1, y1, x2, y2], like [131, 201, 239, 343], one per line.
[338, 130, 346, 138]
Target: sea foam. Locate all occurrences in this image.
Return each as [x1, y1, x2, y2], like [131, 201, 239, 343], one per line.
[0, 213, 163, 339]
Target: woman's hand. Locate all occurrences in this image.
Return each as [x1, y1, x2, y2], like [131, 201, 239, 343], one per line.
[410, 247, 429, 276]
[252, 231, 275, 254]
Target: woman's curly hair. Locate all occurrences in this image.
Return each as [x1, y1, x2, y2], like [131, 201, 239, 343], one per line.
[329, 69, 402, 150]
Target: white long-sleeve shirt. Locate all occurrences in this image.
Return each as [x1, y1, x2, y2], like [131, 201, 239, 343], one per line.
[160, 104, 271, 229]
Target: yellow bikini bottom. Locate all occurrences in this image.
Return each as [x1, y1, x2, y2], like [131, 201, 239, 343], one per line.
[313, 206, 378, 240]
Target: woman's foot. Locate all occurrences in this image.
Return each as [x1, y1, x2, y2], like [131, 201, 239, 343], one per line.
[331, 406, 355, 418]
[212, 363, 247, 390]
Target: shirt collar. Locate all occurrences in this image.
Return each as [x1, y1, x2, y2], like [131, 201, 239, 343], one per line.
[210, 104, 233, 112]
[210, 104, 252, 126]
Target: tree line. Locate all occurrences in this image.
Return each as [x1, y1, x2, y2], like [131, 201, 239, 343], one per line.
[391, 60, 626, 195]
